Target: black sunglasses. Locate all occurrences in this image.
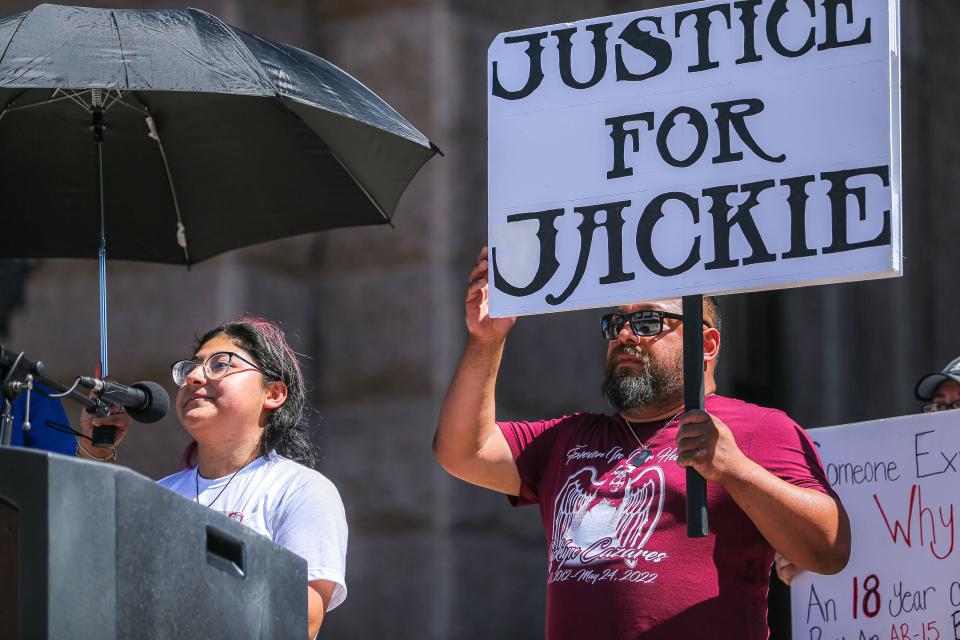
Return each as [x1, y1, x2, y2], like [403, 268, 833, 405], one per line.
[601, 310, 708, 340]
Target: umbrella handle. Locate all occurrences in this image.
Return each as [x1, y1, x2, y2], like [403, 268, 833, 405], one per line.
[91, 425, 117, 448]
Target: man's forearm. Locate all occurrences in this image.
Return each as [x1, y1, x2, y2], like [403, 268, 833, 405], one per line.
[722, 460, 851, 575]
[433, 335, 521, 495]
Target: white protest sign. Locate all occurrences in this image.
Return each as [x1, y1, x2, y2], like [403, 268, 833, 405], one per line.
[791, 412, 960, 640]
[487, 0, 901, 317]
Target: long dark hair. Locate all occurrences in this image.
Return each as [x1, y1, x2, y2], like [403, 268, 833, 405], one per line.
[195, 315, 315, 467]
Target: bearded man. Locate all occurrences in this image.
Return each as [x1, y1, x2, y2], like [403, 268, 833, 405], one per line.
[433, 247, 850, 640]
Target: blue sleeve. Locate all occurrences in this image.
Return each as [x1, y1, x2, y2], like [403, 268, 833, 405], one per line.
[21, 388, 76, 456]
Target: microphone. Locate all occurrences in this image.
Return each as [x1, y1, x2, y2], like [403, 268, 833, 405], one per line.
[78, 378, 171, 447]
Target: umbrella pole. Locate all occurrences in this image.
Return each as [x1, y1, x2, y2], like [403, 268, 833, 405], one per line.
[93, 104, 108, 378]
[90, 102, 120, 449]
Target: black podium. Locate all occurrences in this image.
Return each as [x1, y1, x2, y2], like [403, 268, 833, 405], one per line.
[0, 448, 306, 639]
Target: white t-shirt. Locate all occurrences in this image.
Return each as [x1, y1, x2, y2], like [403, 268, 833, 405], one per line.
[158, 452, 348, 610]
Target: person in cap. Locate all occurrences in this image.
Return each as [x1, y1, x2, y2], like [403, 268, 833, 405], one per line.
[915, 355, 960, 412]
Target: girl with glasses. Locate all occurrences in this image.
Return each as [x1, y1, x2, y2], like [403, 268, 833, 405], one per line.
[76, 316, 347, 639]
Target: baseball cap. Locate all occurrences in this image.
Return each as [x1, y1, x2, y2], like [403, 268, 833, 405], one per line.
[915, 355, 960, 401]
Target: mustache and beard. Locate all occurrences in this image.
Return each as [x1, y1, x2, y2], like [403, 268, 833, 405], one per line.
[601, 344, 684, 412]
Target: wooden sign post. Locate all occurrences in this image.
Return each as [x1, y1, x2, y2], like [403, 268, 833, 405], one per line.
[683, 294, 708, 537]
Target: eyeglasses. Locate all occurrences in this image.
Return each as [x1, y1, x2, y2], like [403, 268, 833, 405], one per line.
[921, 400, 960, 413]
[170, 351, 274, 387]
[601, 310, 688, 340]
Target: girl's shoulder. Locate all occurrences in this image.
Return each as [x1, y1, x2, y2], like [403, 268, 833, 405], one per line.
[264, 453, 341, 499]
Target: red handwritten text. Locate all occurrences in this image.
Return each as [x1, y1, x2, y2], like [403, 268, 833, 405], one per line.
[873, 484, 955, 560]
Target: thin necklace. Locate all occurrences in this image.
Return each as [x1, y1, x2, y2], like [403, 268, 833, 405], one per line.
[622, 409, 683, 467]
[195, 461, 249, 509]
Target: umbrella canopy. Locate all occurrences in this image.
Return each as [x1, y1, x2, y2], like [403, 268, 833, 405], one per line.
[0, 3, 438, 264]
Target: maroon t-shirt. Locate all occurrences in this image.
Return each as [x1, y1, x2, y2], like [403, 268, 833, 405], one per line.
[498, 395, 833, 640]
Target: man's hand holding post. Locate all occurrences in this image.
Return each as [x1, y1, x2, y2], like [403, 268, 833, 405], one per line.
[676, 409, 749, 483]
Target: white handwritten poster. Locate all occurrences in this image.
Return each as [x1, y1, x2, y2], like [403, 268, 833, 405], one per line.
[792, 412, 960, 640]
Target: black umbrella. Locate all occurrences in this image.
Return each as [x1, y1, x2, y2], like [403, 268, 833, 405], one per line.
[0, 4, 438, 373]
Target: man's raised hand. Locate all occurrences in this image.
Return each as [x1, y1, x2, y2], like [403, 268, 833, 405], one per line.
[465, 246, 516, 341]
